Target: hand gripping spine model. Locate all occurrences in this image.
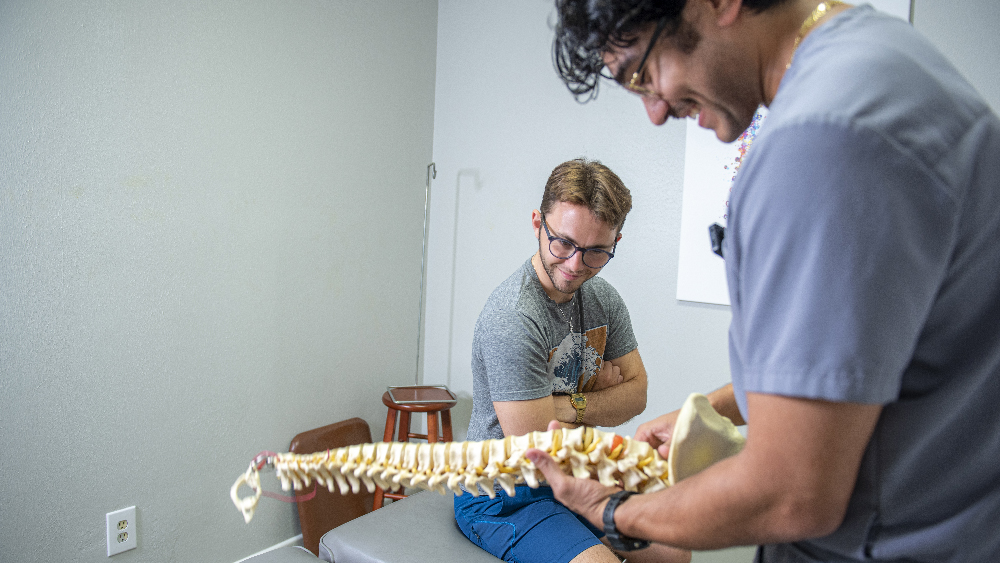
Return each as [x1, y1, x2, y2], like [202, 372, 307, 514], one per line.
[231, 393, 745, 523]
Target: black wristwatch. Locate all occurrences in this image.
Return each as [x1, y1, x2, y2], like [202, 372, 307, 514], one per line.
[602, 490, 651, 551]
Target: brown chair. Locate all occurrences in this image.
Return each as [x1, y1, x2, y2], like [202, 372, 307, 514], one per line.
[288, 417, 375, 556]
[373, 386, 457, 509]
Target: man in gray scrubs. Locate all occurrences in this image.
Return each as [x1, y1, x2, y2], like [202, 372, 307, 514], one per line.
[528, 1, 1000, 562]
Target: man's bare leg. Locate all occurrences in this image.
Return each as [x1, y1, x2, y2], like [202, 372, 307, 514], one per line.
[570, 544, 622, 563]
[602, 538, 692, 563]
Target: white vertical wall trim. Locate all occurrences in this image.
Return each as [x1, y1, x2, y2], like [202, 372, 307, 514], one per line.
[234, 535, 304, 563]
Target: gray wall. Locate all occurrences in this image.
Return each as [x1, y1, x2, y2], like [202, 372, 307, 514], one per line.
[0, 1, 437, 562]
[915, 1, 1000, 113]
[422, 1, 998, 562]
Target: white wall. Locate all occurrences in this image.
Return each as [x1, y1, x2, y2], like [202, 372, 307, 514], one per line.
[425, 0, 1000, 441]
[424, 1, 998, 562]
[424, 0, 733, 443]
[0, 2, 437, 562]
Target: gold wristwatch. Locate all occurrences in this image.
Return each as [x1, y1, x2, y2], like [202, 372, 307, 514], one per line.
[569, 393, 587, 424]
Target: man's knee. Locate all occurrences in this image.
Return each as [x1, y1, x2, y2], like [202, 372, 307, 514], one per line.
[570, 543, 621, 563]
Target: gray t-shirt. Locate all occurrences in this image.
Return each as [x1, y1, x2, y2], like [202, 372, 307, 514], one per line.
[467, 258, 637, 441]
[726, 6, 1000, 561]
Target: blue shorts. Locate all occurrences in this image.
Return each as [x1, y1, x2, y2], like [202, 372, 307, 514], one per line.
[453, 485, 604, 563]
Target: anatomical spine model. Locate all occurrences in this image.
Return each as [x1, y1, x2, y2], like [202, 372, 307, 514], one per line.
[231, 393, 744, 523]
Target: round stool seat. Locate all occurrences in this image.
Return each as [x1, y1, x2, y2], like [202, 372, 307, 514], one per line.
[381, 391, 457, 413]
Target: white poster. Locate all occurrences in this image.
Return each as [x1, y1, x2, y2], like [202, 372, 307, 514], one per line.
[675, 0, 913, 305]
[676, 110, 765, 305]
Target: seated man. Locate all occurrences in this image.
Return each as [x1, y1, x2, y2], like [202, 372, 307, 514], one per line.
[454, 158, 690, 563]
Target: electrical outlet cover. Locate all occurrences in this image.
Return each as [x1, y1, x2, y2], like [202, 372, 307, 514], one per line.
[106, 506, 137, 556]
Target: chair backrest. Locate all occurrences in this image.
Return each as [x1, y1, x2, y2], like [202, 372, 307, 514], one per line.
[289, 417, 375, 555]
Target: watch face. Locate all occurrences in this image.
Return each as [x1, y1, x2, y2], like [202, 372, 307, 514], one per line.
[572, 396, 585, 407]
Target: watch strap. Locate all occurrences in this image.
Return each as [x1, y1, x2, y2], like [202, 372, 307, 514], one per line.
[602, 490, 651, 552]
[570, 393, 586, 424]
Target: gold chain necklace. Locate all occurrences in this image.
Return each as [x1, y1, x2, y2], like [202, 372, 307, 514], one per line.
[786, 1, 845, 70]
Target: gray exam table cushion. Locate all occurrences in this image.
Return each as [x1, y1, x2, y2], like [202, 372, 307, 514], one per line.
[318, 491, 501, 563]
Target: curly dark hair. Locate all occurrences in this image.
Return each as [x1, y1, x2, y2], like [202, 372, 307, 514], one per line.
[552, 0, 791, 101]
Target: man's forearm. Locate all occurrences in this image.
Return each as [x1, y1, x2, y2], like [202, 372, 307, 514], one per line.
[612, 395, 880, 549]
[555, 375, 646, 427]
[616, 443, 829, 550]
[706, 383, 744, 426]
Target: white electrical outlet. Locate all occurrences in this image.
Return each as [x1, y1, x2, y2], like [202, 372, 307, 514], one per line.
[106, 506, 137, 556]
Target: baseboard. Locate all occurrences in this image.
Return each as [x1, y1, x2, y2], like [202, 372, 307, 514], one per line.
[234, 534, 305, 562]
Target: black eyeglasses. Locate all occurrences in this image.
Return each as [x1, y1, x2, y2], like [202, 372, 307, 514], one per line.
[540, 214, 617, 269]
[623, 16, 670, 98]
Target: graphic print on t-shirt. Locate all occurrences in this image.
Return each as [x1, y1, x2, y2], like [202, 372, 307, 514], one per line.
[548, 325, 608, 393]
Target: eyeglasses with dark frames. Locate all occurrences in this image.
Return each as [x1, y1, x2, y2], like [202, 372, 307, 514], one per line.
[540, 214, 617, 269]
[624, 16, 670, 98]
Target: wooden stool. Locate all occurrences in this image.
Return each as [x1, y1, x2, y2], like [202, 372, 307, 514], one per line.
[374, 385, 457, 509]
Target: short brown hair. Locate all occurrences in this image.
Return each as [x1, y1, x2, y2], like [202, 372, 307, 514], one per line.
[540, 158, 632, 232]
